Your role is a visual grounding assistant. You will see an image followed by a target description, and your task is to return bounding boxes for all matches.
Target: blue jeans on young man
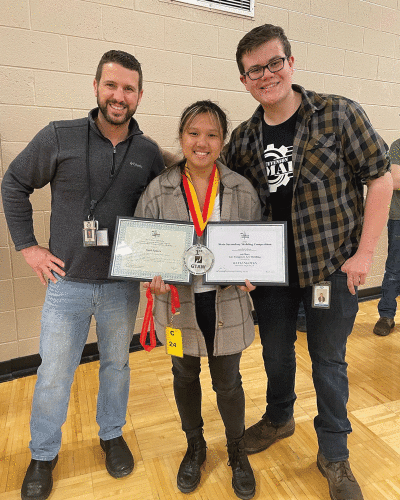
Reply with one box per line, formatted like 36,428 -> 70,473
29,277 -> 140,461
250,268 -> 358,462
378,219 -> 400,318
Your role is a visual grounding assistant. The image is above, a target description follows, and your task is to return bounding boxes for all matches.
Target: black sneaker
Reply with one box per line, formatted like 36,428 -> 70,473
373,317 -> 395,336
317,450 -> 363,500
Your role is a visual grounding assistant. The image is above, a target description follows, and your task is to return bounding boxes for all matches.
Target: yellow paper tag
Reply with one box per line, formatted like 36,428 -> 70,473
165,327 -> 183,358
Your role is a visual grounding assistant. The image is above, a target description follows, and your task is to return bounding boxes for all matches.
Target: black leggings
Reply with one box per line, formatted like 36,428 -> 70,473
172,291 -> 245,442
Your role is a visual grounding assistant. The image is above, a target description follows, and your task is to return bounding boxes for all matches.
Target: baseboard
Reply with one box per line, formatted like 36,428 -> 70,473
0,287 -> 381,383
0,333 -> 161,383
358,286 -> 381,302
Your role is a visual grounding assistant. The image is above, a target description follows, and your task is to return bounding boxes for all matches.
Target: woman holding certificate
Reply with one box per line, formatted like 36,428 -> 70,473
135,101 -> 261,500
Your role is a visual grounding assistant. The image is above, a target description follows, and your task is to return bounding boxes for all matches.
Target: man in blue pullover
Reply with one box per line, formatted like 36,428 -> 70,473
2,50 -> 165,500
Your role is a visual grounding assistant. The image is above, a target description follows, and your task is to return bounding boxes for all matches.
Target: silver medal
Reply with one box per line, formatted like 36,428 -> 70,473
184,244 -> 214,275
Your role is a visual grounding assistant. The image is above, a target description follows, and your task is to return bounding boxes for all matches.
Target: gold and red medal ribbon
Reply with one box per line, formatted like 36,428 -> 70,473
140,285 -> 180,352
182,163 -> 219,237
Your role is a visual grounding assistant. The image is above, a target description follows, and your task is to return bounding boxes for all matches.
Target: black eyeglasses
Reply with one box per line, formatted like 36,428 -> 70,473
243,57 -> 288,81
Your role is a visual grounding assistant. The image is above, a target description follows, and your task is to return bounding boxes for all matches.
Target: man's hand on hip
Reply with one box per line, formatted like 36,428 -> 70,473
21,245 -> 65,285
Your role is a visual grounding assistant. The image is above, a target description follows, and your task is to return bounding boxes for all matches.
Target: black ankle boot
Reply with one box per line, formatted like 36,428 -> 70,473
227,438 -> 256,500
177,431 -> 207,493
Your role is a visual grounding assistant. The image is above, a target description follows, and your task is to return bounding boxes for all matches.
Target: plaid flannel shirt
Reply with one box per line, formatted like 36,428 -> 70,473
223,84 -> 390,287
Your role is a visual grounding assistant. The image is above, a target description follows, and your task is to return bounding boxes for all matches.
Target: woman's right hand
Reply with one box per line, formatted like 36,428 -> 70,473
237,279 -> 256,293
143,275 -> 171,295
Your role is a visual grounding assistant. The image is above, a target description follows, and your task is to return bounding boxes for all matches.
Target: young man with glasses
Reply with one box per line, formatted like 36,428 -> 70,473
223,24 -> 392,500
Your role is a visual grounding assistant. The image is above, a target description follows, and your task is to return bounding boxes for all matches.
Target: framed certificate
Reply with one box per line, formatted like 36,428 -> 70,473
109,217 -> 196,284
203,221 -> 288,286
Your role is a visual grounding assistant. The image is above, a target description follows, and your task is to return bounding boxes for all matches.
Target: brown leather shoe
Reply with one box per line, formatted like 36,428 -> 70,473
373,317 -> 395,336
317,450 -> 364,500
244,415 -> 295,454
21,456 -> 58,500
100,436 -> 134,478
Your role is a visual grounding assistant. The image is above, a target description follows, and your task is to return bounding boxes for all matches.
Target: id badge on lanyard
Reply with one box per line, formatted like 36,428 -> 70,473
83,121 -> 130,248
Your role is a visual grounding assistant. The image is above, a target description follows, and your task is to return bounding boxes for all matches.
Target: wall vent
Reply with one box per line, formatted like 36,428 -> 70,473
174,0 -> 254,17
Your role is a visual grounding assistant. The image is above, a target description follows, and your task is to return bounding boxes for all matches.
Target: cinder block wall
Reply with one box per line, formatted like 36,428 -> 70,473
1,0 -> 400,362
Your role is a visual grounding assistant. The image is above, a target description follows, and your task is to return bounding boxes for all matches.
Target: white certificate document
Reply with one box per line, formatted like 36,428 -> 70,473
109,217 -> 196,284
204,222 -> 288,286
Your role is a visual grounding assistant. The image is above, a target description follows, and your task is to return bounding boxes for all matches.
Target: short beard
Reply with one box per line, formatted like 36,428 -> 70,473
97,98 -> 137,126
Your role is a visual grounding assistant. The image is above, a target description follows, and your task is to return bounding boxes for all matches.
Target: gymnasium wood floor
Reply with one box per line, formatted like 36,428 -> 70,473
1,298 -> 400,500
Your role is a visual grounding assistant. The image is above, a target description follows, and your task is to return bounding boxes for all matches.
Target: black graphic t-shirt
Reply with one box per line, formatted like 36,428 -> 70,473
262,110 -> 298,282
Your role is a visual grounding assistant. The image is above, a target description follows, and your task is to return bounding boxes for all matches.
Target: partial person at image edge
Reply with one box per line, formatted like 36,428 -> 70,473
373,138 -> 400,336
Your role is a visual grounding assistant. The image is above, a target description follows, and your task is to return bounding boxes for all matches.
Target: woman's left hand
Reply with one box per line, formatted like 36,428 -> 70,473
143,275 -> 171,295
237,279 -> 256,292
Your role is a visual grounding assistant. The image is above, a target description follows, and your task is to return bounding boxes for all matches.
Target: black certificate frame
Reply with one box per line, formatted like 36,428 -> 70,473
108,216 -> 196,285
203,221 -> 288,286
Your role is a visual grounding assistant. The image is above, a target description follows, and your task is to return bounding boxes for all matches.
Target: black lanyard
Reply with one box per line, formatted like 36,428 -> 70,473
85,121 -> 132,220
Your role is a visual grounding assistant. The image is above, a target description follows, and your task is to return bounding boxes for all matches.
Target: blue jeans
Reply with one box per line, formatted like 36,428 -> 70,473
378,219 -> 400,318
29,277 -> 140,460
251,269 -> 358,462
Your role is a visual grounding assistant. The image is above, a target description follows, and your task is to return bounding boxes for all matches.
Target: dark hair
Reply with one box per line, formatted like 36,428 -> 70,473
178,100 -> 228,142
236,24 -> 292,75
95,50 -> 143,91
